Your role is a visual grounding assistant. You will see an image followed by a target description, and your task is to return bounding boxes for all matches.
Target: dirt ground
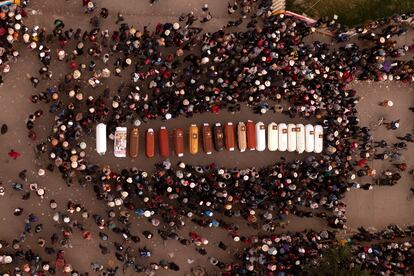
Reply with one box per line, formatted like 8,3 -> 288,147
0,0 -> 413,275
344,81 -> 414,230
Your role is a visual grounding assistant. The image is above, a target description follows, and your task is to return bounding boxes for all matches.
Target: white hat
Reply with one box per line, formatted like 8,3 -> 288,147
201,57 -> 209,64
58,50 -> 65,58
79,142 -> 87,149
23,33 -> 30,43
4,256 -> 12,264
133,119 -> 141,126
102,68 -> 111,78
133,40 -> 140,48
164,30 -> 170,36
73,70 -> 81,79
268,247 -> 277,255
144,210 -> 151,217
37,188 -> 45,196
50,201 -> 58,209
173,22 -> 180,30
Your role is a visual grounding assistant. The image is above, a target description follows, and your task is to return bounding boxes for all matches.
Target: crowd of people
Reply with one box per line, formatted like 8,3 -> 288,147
221,224 -> 414,274
0,0 -> 413,274
0,1 -> 28,86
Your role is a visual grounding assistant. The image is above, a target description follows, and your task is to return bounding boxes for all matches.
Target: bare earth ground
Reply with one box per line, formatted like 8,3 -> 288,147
0,0 -> 413,275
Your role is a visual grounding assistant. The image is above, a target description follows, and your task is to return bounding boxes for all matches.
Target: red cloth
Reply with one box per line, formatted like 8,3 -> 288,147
211,105 -> 220,113
357,159 -> 367,167
82,231 -> 92,240
69,61 -> 77,70
8,150 -> 21,160
351,141 -> 359,150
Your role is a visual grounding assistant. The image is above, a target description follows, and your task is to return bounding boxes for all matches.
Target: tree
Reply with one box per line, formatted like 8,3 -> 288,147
306,245 -> 371,276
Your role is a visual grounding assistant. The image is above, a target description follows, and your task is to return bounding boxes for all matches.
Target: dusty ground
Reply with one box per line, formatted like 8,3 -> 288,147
0,0 -> 413,275
344,81 -> 414,230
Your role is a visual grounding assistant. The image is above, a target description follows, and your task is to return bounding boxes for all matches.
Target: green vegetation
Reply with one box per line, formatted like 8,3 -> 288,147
305,245 -> 371,276
286,0 -> 414,26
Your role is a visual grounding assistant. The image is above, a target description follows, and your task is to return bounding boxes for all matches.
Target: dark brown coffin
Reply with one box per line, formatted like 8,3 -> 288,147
213,123 -> 224,152
202,123 -> 213,154
224,122 -> 235,151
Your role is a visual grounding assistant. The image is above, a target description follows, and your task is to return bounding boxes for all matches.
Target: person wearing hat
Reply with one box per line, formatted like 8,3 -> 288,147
85,1 -> 95,13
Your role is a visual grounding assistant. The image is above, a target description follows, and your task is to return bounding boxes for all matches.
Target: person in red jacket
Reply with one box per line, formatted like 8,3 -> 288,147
8,149 -> 21,160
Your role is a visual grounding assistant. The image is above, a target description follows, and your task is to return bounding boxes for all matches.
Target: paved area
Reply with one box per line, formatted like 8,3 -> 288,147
0,0 -> 413,274
344,81 -> 414,229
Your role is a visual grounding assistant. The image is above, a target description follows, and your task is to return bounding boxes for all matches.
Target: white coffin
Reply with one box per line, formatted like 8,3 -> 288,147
278,123 -> 288,152
267,122 -> 278,151
96,123 -> 107,156
305,124 -> 315,153
287,123 -> 297,152
314,125 -> 323,153
296,124 -> 305,154
255,122 -> 266,151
